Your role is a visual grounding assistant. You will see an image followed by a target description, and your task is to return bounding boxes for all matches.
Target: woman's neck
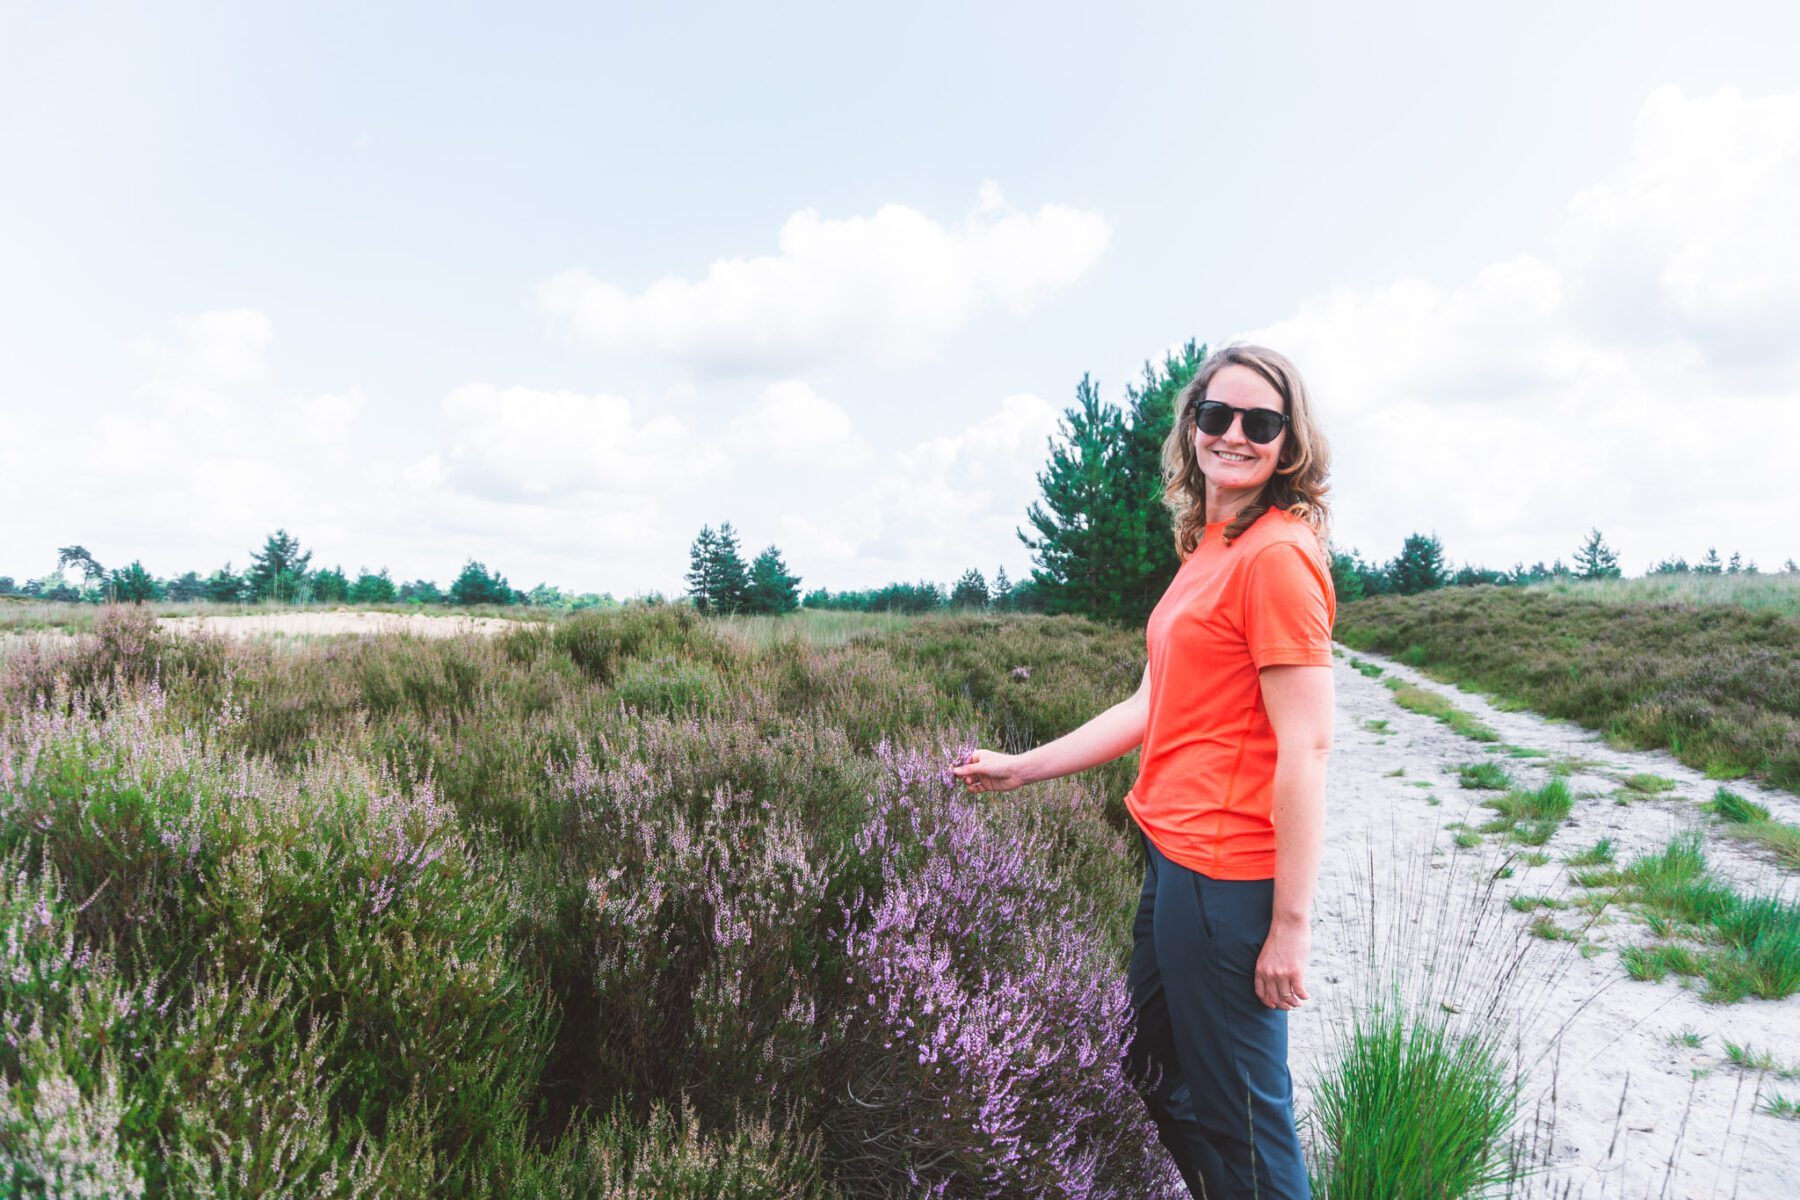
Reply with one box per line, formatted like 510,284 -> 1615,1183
1205,483 -> 1264,526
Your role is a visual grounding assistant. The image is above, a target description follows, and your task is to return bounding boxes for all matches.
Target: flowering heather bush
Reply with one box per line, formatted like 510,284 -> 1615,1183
1,605 -> 1169,1196
825,743 -> 1181,1199
552,740 -> 835,1125
0,684 -> 554,1194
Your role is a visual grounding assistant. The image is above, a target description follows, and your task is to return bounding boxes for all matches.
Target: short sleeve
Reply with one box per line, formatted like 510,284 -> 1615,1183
1243,540 -> 1336,669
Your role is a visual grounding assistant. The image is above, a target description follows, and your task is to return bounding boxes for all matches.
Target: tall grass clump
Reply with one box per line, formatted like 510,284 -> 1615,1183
1309,1002 -> 1515,1199
1305,847 -> 1548,1197
1337,586 -> 1800,792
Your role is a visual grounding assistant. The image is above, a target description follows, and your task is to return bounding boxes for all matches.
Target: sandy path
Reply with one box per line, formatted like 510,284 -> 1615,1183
1297,645 -> 1799,1197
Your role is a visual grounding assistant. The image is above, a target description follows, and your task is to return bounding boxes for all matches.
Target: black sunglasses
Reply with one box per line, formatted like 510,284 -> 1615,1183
1193,400 -> 1290,445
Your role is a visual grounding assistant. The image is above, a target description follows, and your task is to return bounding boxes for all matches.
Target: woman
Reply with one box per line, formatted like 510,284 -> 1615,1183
952,344 -> 1334,1199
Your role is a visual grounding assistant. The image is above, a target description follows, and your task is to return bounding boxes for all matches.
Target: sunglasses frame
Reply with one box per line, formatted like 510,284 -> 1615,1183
1191,399 -> 1291,445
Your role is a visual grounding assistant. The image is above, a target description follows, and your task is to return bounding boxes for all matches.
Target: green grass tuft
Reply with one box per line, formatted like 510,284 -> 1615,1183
1528,915 -> 1579,942
1385,682 -> 1500,743
1566,839 -> 1615,867
1703,786 -> 1800,868
1706,787 -> 1770,824
1763,1092 -> 1800,1119
1609,834 -> 1800,1002
1458,762 -> 1512,790
1481,778 -> 1574,846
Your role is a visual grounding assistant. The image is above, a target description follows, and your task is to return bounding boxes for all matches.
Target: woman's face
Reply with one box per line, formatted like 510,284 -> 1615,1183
1192,364 -> 1287,494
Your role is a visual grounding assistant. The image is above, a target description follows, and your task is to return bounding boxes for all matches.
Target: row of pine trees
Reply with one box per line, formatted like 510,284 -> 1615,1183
0,533 -> 606,609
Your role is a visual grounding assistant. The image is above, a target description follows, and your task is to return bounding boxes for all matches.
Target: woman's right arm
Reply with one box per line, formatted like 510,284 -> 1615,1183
951,666 -> 1150,794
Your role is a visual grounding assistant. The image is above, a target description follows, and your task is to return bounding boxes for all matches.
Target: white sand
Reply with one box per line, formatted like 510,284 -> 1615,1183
1300,646 -> 1800,1197
154,610 -> 523,640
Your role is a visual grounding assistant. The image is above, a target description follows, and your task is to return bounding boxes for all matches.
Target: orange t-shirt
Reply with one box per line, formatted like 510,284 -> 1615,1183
1125,507 -> 1336,880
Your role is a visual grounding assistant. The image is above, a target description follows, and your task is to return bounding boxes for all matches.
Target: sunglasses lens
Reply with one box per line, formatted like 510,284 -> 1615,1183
1243,410 -> 1284,443
1195,402 -> 1233,436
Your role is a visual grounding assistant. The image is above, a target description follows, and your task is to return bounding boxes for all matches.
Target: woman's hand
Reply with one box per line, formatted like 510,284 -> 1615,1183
951,748 -> 1029,796
1254,916 -> 1311,1011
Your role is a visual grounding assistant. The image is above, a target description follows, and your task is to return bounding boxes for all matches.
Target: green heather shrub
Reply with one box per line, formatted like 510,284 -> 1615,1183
1337,587 -> 1800,792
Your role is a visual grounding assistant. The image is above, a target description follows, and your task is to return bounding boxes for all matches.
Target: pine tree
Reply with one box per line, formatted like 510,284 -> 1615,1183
56,546 -> 106,586
950,568 -> 990,609
1785,558 -> 1798,575
164,571 -> 206,601
110,561 -> 160,604
1329,550 -> 1366,602
1727,551 -> 1744,574
247,530 -> 312,602
1386,533 -> 1449,595
746,545 -> 801,615
450,560 -> 514,606
312,565 -> 351,603
1019,346 -> 1205,627
711,523 -> 752,615
685,525 -> 723,612
1697,547 -> 1724,575
1573,528 -> 1622,580
991,565 -> 1012,612
203,563 -> 244,603
349,568 -> 397,604
1019,375 -> 1138,622
1118,340 -> 1206,620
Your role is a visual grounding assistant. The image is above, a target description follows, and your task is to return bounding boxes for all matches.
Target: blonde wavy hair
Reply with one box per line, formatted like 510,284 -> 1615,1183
1161,343 -> 1331,559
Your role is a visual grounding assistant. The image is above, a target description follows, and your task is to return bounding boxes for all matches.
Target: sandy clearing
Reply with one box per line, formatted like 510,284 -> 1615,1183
153,610 -> 524,640
1299,645 -> 1799,1197
0,612 -> 526,650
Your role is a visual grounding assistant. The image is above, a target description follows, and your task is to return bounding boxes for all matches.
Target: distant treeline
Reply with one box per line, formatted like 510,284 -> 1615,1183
683,520 -> 1041,616
1,532 -> 622,610
1328,529 -> 1798,603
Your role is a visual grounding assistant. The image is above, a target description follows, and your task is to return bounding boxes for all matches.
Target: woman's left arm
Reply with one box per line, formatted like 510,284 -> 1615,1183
1254,663 -> 1335,1011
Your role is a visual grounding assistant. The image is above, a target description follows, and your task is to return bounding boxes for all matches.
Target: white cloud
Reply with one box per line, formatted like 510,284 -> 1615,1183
536,184 -> 1110,373
128,309 -> 274,415
721,379 -> 869,468
436,383 -> 712,502
1246,86 -> 1800,572
784,392 -> 1062,587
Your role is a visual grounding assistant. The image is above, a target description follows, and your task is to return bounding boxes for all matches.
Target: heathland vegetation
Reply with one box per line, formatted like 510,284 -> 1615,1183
1335,581 -> 1800,793
0,604 -> 1580,1196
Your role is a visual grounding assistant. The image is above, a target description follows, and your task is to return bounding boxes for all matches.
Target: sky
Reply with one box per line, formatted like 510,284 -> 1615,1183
4,0 -> 1799,596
